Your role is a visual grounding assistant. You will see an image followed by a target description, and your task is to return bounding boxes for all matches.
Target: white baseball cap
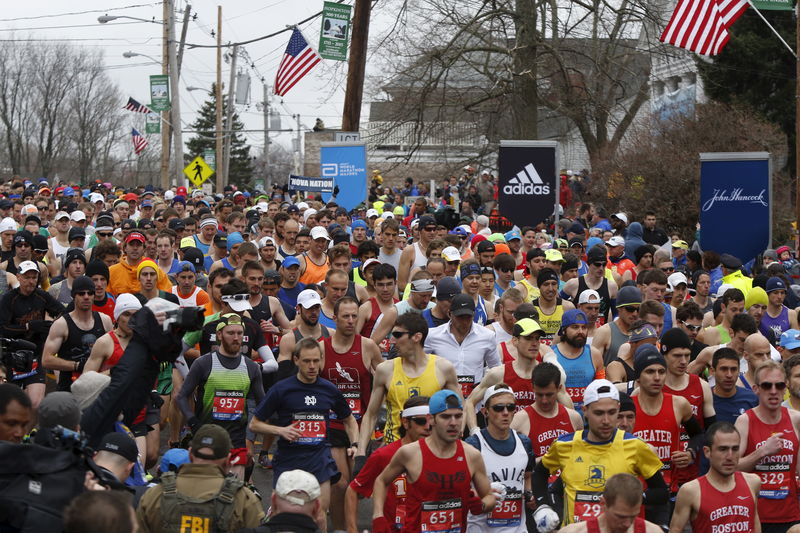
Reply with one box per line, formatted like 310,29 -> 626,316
366,208 -> 379,218
668,272 -> 688,291
89,192 -> 105,204
17,261 -> 38,275
221,293 -> 252,312
54,211 -> 70,221
441,246 -> 461,262
715,283 -> 734,298
297,289 -> 322,309
310,226 -> 330,241
21,204 -> 38,216
583,379 -> 620,406
0,217 -> 17,234
612,212 -> 628,225
255,202 -> 270,212
606,236 -> 625,247
303,208 -> 318,222
483,385 -> 516,406
114,293 -> 142,321
258,236 -> 276,249
275,469 -> 321,505
70,211 -> 86,222
578,289 -> 601,305
164,190 -> 175,201
296,201 -> 310,211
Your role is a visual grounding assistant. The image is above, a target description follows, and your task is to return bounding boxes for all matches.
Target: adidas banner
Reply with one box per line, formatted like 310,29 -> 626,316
498,141 -> 559,227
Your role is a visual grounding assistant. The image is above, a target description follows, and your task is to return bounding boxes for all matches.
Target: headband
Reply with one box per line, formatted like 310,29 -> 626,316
402,405 -> 430,418
199,218 -> 218,229
410,279 -> 435,293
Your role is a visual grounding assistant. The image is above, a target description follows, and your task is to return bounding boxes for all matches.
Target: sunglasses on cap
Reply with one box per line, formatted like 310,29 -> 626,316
222,293 -> 249,301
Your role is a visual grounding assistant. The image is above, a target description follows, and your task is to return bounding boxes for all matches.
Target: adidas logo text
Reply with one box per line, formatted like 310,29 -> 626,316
504,163 -> 551,195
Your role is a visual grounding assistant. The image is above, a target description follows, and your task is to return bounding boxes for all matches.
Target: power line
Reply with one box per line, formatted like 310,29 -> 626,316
0,3 -> 163,23
0,21 -> 147,32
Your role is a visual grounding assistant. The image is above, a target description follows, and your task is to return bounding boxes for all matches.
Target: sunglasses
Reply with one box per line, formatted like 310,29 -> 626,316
14,242 -> 30,247
74,290 -> 93,297
410,417 -> 429,426
422,226 -> 437,232
758,381 -> 786,391
661,267 -> 675,273
223,293 -> 249,301
592,262 -> 605,267
390,331 -> 411,339
489,403 -> 516,413
97,232 -> 113,238
498,267 -> 513,273
681,321 -> 702,332
622,306 -> 640,313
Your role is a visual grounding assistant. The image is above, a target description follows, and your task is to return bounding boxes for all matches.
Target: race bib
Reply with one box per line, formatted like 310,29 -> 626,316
343,391 -> 361,418
573,490 -> 602,523
420,498 -> 462,533
212,390 -> 245,421
293,412 -> 326,445
487,492 -> 522,527
757,461 -> 791,499
457,375 -> 475,398
393,475 -> 407,528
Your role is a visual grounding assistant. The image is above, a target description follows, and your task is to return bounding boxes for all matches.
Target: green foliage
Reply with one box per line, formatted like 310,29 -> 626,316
185,83 -> 252,186
695,10 -> 795,167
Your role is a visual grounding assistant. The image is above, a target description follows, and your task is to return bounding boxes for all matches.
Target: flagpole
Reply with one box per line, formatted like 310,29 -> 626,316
746,0 -> 797,57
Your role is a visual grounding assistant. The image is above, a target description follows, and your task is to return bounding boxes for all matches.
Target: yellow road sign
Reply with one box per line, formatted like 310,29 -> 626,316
184,156 -> 214,187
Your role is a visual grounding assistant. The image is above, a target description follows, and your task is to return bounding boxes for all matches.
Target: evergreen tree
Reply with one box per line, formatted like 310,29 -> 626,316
185,83 -> 252,187
695,10 -> 795,167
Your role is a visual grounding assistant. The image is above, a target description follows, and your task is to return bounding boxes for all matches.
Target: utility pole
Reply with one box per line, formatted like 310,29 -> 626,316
215,6 -> 223,194
341,0 -> 371,131
222,44 -> 238,187
295,114 -> 302,175
177,4 -> 191,73
263,82 -> 270,190
160,0 -> 170,189
167,0 -> 183,186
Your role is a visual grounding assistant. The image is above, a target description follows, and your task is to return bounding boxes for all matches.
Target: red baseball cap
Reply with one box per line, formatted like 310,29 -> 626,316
176,186 -> 187,196
125,231 -> 145,244
124,192 -> 139,202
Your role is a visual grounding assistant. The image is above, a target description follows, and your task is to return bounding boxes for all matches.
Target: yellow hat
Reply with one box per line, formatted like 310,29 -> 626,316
745,286 -> 768,309
136,259 -> 159,277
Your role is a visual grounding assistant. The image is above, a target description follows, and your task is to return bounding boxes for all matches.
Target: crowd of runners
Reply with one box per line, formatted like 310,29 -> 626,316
0,170 -> 798,533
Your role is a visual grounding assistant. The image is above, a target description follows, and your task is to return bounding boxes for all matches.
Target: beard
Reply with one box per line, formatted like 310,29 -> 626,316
564,333 -> 587,349
301,314 -> 319,327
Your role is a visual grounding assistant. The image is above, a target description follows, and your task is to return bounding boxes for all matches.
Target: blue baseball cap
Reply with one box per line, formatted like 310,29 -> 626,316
62,188 -> 75,197
282,256 -> 301,268
227,232 -> 244,251
160,448 -> 190,473
460,262 -> 481,280
449,227 -> 467,237
780,329 -> 800,350
766,277 -> 787,293
559,309 -> 588,334
429,390 -> 463,415
176,260 -> 195,274
504,230 -> 521,242
352,219 -> 367,230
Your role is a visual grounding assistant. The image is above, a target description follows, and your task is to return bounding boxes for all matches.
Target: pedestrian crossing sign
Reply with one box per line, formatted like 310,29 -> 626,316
184,156 -> 214,187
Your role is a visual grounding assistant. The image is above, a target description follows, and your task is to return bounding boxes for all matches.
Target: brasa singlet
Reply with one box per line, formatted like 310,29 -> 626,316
384,354 -> 441,443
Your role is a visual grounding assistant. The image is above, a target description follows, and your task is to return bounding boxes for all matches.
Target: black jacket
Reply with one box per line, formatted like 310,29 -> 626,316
238,512 -> 322,533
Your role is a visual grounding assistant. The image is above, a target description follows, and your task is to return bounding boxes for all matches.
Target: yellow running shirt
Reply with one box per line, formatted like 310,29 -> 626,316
384,353 -> 442,443
541,429 -> 662,526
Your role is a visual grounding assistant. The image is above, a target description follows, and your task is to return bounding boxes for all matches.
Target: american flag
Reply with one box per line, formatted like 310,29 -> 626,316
274,28 -> 321,96
131,128 -> 148,155
660,0 -> 748,56
124,97 -> 153,114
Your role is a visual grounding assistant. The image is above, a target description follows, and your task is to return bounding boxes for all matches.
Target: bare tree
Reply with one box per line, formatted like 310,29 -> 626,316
369,0 -> 661,168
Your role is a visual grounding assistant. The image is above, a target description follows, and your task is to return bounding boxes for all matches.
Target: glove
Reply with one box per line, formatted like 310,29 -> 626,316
353,455 -> 367,478
372,516 -> 391,533
333,185 -> 340,196
490,481 -> 507,502
187,416 -> 201,434
28,320 -> 52,334
467,493 -> 485,515
532,504 -> 560,533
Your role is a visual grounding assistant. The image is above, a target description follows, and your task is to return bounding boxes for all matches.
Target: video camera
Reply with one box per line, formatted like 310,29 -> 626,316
48,425 -> 123,490
0,337 -> 36,378
162,306 -> 205,332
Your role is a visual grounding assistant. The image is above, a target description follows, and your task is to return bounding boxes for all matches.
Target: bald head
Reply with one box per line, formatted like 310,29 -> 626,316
744,333 -> 771,353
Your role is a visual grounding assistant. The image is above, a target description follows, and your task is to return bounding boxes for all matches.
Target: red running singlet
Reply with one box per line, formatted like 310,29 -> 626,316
586,515 -> 646,533
402,439 -> 473,533
100,330 -> 125,372
322,335 -> 371,430
663,374 -> 706,487
525,403 -> 572,458
691,472 -> 756,533
502,362 -> 535,410
500,342 -> 514,364
633,394 -> 682,491
745,407 -> 800,524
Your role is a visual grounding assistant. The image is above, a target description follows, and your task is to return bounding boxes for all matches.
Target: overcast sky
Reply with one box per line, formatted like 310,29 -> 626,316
2,1 -> 384,152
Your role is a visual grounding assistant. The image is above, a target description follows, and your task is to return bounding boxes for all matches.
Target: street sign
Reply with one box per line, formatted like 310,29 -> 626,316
203,148 -> 216,170
335,131 -> 361,142
149,75 -> 170,112
319,2 -> 352,61
751,0 -> 793,9
145,112 -> 160,134
184,156 -> 214,187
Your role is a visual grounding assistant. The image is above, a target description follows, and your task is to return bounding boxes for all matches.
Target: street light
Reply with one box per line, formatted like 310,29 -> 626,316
122,51 -> 160,63
98,14 -> 161,24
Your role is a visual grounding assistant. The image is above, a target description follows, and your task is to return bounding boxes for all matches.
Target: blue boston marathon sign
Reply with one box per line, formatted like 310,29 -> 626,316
699,152 -> 771,265
319,142 -> 367,210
